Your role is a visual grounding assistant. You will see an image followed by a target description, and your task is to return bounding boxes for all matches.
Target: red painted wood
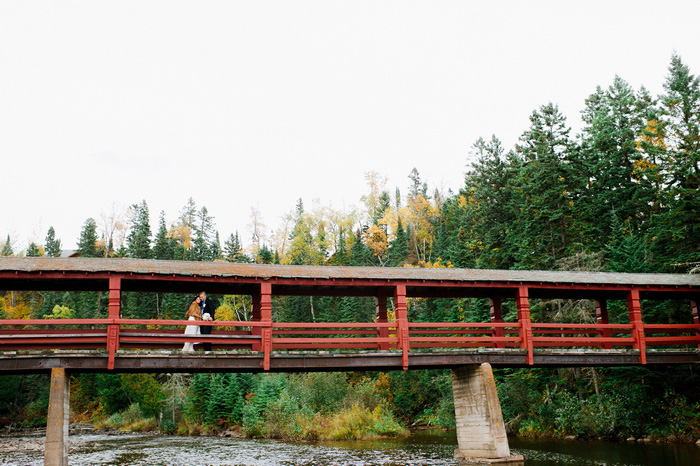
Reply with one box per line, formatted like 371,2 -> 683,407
692,299 -> 700,349
627,289 -> 647,364
595,299 -> 613,349
490,297 -> 506,348
395,284 -> 409,369
259,282 -> 272,370
3,265 -> 700,368
107,276 -> 121,370
375,294 -> 390,350
516,286 -> 534,365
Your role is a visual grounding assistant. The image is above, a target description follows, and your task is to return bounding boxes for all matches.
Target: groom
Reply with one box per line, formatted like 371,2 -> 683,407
199,291 -> 216,351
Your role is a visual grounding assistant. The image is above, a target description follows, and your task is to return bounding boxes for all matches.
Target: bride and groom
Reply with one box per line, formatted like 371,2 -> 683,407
182,291 -> 215,352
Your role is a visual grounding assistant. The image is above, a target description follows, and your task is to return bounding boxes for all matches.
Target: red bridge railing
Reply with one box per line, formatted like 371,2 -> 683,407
2,318 -> 699,370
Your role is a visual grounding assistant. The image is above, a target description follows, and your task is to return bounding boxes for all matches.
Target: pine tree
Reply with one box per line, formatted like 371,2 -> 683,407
77,219 -> 99,257
580,76 -> 658,240
331,228 -> 349,265
192,206 -> 215,261
26,242 -> 42,257
349,229 -> 372,266
1,235 -> 13,256
153,212 -> 175,260
513,103 -> 577,268
126,201 -> 152,259
257,245 -> 273,264
387,219 -> 410,266
44,227 -> 62,257
653,54 -> 700,264
210,231 -> 223,260
224,232 -> 249,263
225,374 -> 245,423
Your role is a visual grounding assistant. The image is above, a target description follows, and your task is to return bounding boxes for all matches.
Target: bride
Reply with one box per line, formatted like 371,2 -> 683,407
182,295 -> 202,352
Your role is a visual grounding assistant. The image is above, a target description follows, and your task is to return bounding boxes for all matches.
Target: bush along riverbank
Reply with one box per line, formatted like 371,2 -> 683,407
3,365 -> 700,444
84,372 -> 410,441
497,366 -> 700,443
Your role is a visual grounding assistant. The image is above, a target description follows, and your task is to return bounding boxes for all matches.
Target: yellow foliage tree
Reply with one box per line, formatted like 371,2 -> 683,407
1,292 -> 33,320
362,224 -> 388,265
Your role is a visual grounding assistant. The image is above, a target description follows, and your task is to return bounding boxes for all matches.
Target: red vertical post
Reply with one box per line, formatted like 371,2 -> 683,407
489,297 -> 505,349
375,293 -> 390,351
595,299 -> 612,350
691,298 -> 699,349
516,286 -> 533,365
259,282 -> 273,371
627,289 -> 646,364
250,291 -> 262,352
107,276 -> 121,370
394,283 -> 409,370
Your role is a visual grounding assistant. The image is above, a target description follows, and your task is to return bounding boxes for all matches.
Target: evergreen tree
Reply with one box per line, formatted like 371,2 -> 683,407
1,235 -> 13,256
408,167 -> 428,199
44,227 -> 62,257
192,206 -> 215,261
26,242 -> 41,257
126,201 -> 152,259
653,54 -> 700,264
387,219 -> 410,266
349,229 -> 372,266
513,103 -> 578,268
330,228 -> 349,265
210,231 -> 223,260
224,232 -> 249,263
580,76 -> 658,240
76,218 -> 99,257
257,245 -> 273,264
153,212 -> 175,260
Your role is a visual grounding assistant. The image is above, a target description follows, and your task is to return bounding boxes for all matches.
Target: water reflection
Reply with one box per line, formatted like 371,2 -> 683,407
2,431 -> 699,466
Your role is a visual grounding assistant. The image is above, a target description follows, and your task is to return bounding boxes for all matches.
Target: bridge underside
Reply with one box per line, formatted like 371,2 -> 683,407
1,349 -> 697,374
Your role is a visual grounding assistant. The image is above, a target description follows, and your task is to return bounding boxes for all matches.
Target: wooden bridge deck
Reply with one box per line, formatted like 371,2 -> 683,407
1,348 -> 698,374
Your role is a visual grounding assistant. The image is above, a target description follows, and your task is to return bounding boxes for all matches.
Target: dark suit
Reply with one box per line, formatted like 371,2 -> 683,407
200,298 -> 217,351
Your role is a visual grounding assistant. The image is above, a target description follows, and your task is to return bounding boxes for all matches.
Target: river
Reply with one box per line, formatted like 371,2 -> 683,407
2,431 -> 699,465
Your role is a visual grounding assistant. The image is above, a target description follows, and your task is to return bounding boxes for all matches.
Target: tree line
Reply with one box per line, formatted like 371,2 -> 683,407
0,54 -> 698,440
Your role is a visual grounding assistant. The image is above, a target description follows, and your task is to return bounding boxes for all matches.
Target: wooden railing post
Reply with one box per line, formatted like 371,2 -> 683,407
107,276 -> 121,370
516,286 -> 533,365
259,282 -> 273,371
489,297 -> 505,349
691,298 -> 699,349
375,292 -> 390,350
251,291 -> 262,352
627,289 -> 646,364
595,299 -> 612,350
394,283 -> 409,370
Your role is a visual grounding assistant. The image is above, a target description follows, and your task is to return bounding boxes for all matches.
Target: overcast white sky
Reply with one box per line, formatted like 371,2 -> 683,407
1,1 -> 699,252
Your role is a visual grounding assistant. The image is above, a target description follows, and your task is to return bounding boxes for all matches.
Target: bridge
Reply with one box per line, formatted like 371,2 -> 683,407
2,257 -> 699,465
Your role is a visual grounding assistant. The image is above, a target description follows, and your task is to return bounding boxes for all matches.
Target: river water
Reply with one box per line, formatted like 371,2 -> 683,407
2,431 -> 699,465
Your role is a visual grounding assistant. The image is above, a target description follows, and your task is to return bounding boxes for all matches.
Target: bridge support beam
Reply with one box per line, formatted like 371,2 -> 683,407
452,364 -> 523,464
489,297 -> 505,349
394,284 -> 409,370
375,293 -> 390,351
253,282 -> 273,370
107,276 -> 121,370
44,367 -> 69,466
516,287 -> 533,365
627,289 -> 647,364
692,298 -> 699,349
595,299 -> 612,350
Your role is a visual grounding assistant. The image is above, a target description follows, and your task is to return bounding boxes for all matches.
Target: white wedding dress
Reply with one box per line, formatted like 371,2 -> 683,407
182,316 -> 200,352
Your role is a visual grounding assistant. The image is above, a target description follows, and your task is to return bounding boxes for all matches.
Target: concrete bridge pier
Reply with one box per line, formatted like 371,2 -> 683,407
45,367 -> 70,466
451,364 -> 523,464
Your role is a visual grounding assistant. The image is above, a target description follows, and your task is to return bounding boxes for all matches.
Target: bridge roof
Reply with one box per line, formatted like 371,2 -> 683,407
1,257 -> 699,293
